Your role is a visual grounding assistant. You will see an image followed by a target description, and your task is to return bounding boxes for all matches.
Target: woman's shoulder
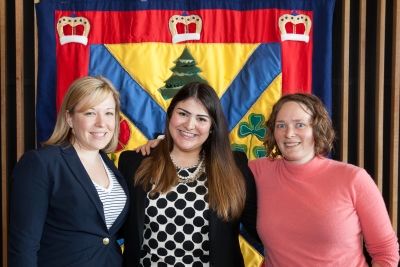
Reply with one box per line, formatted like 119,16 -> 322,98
232,150 -> 249,164
13,145 -> 69,177
323,157 -> 367,175
248,157 -> 281,178
248,156 -> 278,168
117,150 -> 146,178
119,150 -> 145,164
20,144 -> 66,161
315,158 -> 374,190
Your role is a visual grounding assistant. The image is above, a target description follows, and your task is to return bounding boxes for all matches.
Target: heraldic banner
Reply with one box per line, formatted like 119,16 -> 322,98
35,1 -> 335,265
35,0 -> 335,162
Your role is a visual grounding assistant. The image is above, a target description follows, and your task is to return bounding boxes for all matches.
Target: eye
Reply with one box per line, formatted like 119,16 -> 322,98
197,117 -> 209,122
275,123 -> 286,129
295,122 -> 306,128
84,111 -> 96,116
106,111 -> 115,116
178,111 -> 188,117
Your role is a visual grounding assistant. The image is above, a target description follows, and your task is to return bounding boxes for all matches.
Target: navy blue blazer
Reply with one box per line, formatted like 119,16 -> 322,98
118,151 -> 258,267
9,145 -> 129,267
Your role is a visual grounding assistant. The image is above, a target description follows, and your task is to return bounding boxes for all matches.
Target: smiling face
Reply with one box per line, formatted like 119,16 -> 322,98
274,101 -> 315,164
169,97 -> 212,156
66,93 -> 116,152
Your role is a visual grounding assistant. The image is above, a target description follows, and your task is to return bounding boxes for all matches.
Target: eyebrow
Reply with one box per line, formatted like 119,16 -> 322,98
177,107 -> 210,118
85,107 -> 115,110
275,119 -> 307,123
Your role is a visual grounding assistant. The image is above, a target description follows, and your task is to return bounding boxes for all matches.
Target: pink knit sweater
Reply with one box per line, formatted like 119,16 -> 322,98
249,156 -> 399,267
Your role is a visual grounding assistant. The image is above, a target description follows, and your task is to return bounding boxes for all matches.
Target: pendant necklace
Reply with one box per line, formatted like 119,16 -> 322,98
170,153 -> 205,183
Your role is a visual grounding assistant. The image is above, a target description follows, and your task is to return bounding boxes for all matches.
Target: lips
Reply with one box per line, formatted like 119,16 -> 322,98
90,132 -> 107,137
178,129 -> 197,138
284,141 -> 300,147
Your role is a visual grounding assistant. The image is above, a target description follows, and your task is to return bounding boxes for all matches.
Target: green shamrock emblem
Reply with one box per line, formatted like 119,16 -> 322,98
253,146 -> 267,158
231,143 -> 248,154
238,113 -> 266,141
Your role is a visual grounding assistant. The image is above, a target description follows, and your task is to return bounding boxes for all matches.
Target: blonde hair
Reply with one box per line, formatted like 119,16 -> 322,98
44,76 -> 121,153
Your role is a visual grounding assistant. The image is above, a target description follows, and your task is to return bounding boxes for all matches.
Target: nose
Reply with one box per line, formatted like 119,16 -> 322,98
185,115 -> 196,130
285,125 -> 295,138
95,114 -> 105,126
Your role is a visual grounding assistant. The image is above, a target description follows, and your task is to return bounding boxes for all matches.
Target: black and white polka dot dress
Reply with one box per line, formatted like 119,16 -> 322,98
139,167 -> 210,267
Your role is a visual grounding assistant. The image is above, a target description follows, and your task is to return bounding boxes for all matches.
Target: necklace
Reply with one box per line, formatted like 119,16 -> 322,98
170,154 -> 205,183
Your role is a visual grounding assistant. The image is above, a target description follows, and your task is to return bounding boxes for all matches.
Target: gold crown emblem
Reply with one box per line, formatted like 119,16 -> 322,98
169,13 -> 202,44
278,13 -> 312,43
57,16 -> 90,45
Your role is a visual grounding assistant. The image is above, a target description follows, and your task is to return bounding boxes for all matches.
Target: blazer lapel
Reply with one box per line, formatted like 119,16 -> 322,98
61,146 -> 106,224
101,152 -> 129,233
134,186 -> 147,245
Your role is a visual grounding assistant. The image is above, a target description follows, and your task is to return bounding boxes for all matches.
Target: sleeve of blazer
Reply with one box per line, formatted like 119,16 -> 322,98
118,151 -> 145,185
9,150 -> 50,267
118,150 -> 145,267
233,151 -> 260,242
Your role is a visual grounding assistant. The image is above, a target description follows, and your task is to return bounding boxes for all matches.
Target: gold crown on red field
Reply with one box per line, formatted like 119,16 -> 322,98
57,16 -> 91,45
278,12 -> 312,43
169,12 -> 202,44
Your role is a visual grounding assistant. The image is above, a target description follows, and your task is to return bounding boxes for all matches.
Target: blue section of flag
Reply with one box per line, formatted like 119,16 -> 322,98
311,0 -> 336,115
52,0 -> 313,12
89,43 -> 281,137
36,0 -> 57,143
88,45 -> 166,139
221,43 -> 281,131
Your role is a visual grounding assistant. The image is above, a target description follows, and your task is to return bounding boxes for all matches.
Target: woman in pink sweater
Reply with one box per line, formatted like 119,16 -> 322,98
249,93 -> 399,267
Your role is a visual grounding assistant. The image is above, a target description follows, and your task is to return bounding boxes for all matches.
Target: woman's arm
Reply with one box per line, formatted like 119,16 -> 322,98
118,150 -> 145,182
355,169 -> 399,266
233,151 -> 260,242
118,150 -> 146,267
9,150 -> 50,267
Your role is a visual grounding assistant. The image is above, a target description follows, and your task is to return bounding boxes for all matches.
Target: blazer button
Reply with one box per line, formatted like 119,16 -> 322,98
102,237 -> 110,245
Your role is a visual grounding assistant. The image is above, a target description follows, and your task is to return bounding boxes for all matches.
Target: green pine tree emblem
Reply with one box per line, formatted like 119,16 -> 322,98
159,47 -> 207,100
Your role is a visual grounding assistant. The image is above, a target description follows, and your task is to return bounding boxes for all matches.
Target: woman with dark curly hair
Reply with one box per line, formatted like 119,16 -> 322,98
249,93 -> 399,266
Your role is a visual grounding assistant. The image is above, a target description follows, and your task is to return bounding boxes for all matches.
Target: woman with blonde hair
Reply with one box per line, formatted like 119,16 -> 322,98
9,76 -> 128,267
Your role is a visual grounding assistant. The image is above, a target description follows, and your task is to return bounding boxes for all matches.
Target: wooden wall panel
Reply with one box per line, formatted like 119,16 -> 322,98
0,0 -> 7,264
374,0 -> 386,191
1,0 -> 400,262
15,0 -> 25,159
334,0 -> 398,230
340,0 -> 350,163
389,0 -> 400,231
357,0 -> 366,168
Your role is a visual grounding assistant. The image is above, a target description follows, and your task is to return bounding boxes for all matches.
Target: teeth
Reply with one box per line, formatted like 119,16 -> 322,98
285,142 -> 300,147
91,132 -> 106,137
179,130 -> 196,138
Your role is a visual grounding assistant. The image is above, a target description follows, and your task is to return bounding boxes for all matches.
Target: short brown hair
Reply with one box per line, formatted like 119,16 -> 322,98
44,76 -> 121,153
264,93 -> 335,158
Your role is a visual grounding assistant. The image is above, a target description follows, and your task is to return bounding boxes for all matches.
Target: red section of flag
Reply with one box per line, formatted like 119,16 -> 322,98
55,43 -> 89,110
54,9 -> 313,109
55,9 -> 311,43
116,119 -> 131,152
281,41 -> 312,94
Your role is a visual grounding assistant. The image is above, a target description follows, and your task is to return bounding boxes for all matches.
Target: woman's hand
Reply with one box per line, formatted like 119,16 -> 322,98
135,135 -> 164,155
